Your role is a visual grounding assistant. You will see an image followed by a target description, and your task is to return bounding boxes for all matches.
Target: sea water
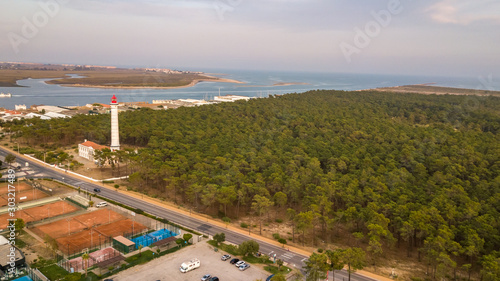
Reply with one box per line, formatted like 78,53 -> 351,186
0,69 -> 498,109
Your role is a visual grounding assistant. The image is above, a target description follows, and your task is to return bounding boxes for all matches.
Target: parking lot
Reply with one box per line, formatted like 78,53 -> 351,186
111,241 -> 271,281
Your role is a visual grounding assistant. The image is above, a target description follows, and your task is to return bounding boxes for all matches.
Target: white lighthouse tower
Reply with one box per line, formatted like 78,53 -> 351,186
110,95 -> 120,151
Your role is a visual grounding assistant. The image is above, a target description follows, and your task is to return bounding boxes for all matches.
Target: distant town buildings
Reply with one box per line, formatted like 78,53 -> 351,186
0,105 -> 71,121
32,105 -> 68,113
24,112 -> 51,120
0,94 -> 255,122
85,103 -> 111,109
44,111 -> 69,118
214,95 -> 252,102
143,68 -> 202,74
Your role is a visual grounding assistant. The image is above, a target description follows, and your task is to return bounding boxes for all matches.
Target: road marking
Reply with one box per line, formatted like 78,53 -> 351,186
301,258 -> 308,262
268,251 -> 274,255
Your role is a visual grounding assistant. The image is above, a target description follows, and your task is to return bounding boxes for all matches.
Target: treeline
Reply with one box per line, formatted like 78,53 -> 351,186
6,90 -> 500,279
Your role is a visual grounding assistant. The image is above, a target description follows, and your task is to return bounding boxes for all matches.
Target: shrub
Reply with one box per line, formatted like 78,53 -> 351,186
272,233 -> 280,240
278,238 -> 287,246
275,218 -> 283,223
317,248 -> 324,253
240,222 -> 248,228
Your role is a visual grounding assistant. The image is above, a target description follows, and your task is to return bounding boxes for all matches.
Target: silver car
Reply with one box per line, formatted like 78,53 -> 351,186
235,261 -> 245,267
239,264 -> 250,271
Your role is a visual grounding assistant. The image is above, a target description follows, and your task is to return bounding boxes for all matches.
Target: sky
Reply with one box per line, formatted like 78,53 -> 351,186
1,0 -> 499,77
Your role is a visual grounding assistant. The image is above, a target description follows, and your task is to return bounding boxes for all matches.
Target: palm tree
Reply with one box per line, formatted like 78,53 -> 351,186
138,244 -> 144,257
82,253 -> 90,277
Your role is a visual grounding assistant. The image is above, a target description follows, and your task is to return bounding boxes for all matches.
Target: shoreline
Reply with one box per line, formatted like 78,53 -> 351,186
360,84 -> 500,96
238,82 -> 310,87
49,75 -> 245,90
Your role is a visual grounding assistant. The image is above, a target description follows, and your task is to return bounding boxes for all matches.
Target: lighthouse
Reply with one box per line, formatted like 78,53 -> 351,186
110,95 -> 120,151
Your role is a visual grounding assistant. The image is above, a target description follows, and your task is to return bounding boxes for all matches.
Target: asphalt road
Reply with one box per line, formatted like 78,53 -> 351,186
0,147 -> 378,281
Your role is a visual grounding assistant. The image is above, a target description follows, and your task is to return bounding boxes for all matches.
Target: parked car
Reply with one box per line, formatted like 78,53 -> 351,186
229,258 -> 239,264
239,264 -> 250,271
209,277 -> 219,281
235,261 -> 245,267
266,274 -> 275,281
93,188 -> 101,193
201,274 -> 211,281
96,202 -> 108,208
221,254 -> 231,261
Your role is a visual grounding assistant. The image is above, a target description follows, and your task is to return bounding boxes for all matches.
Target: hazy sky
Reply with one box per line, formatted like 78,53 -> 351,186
1,0 -> 499,76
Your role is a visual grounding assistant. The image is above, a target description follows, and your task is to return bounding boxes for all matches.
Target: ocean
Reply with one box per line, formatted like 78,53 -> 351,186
0,69 -> 498,109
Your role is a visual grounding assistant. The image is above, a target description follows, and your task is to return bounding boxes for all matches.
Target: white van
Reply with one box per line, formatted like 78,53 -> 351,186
96,202 -> 108,208
179,258 -> 200,273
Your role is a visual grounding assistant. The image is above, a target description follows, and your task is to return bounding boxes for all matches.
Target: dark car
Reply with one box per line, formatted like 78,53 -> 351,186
221,254 -> 231,261
209,277 -> 219,281
229,258 -> 239,264
94,188 -> 101,193
266,274 -> 275,281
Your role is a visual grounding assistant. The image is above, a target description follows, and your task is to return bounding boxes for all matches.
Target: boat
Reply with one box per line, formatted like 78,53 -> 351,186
0,92 -> 12,98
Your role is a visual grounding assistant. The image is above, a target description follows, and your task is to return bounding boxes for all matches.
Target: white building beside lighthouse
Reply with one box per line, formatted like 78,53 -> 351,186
110,95 -> 120,151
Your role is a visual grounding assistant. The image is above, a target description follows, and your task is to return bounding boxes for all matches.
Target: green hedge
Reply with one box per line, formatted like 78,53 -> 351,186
66,197 -> 88,209
264,265 -> 291,275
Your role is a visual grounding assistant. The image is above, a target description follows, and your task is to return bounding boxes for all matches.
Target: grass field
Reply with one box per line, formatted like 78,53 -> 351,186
0,67 -> 219,88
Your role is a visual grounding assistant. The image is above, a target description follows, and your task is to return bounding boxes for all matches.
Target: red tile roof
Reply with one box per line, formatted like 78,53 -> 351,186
80,141 -> 108,150
4,110 -> 23,115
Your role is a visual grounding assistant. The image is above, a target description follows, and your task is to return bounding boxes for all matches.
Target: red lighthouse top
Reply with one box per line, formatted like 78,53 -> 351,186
111,95 -> 118,104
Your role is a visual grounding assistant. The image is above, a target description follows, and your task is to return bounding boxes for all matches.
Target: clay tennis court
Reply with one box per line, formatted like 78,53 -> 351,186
0,201 -> 79,229
0,182 -> 48,207
32,209 -> 148,254
0,181 -> 32,194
